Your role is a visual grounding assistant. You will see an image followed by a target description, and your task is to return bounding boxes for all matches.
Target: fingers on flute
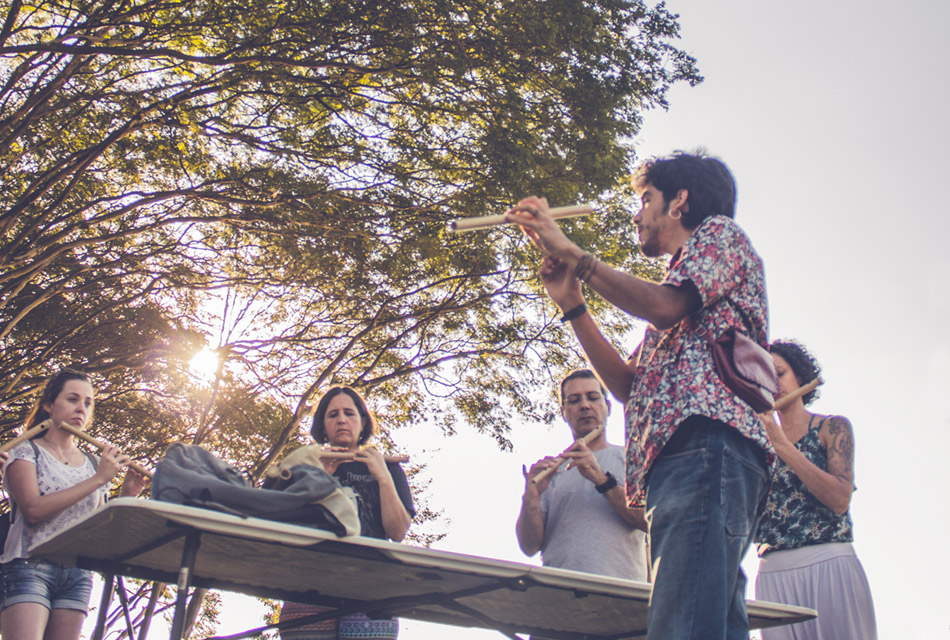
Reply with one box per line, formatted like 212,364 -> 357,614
101,445 -> 132,467
505,212 -> 536,235
516,195 -> 547,211
507,197 -> 546,222
526,462 -> 545,476
527,457 -> 557,475
572,438 -> 592,450
563,451 -> 594,468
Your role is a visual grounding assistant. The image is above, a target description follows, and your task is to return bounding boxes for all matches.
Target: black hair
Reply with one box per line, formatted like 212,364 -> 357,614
559,369 -> 609,412
770,340 -> 822,406
25,367 -> 94,428
634,150 -> 737,230
310,386 -> 376,446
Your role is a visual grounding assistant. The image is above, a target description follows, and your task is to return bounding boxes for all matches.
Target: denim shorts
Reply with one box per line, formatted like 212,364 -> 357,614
0,557 -> 93,612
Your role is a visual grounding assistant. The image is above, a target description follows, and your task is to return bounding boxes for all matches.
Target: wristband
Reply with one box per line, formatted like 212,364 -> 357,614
595,471 -> 618,494
559,302 -> 588,323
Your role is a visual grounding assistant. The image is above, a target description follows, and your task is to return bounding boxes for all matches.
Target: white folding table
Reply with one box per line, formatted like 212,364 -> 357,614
32,499 -> 815,640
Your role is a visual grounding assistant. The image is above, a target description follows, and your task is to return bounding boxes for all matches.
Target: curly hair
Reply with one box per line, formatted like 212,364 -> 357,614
25,367 -> 94,428
310,386 -> 376,446
633,150 -> 737,230
770,340 -> 822,406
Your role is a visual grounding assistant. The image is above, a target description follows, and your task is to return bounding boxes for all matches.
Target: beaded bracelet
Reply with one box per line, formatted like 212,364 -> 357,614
573,252 -> 598,282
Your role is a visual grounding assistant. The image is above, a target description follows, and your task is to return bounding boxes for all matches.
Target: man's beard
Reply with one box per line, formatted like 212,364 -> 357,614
638,225 -> 664,257
637,201 -> 671,257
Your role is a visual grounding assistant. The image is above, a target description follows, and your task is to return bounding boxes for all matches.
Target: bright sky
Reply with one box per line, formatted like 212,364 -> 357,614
139,1 -> 950,638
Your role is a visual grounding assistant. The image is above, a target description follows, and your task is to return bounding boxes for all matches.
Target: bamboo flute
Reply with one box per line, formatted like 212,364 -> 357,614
58,423 -> 153,479
771,378 -> 823,413
447,204 -> 594,232
0,419 -> 55,453
319,451 -> 409,463
276,450 -> 410,480
530,427 -> 603,485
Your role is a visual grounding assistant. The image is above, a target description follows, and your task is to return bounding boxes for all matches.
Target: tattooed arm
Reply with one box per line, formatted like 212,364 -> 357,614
817,416 -> 857,513
772,414 -> 856,515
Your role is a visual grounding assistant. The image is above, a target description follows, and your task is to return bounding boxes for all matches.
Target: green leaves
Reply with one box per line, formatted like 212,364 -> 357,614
0,2 -> 699,632
0,0 -> 694,499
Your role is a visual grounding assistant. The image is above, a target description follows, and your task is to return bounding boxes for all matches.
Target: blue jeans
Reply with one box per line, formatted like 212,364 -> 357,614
0,557 -> 93,612
645,416 -> 770,640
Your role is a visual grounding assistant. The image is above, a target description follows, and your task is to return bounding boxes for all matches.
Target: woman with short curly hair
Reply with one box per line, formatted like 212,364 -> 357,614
754,341 -> 877,639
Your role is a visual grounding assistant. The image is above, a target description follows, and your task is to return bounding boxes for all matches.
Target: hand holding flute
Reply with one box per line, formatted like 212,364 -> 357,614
772,378 -> 823,413
319,451 -> 409,463
57,423 -> 153,479
527,427 -> 604,487
758,379 -> 825,454
0,419 -> 151,483
448,204 -> 594,232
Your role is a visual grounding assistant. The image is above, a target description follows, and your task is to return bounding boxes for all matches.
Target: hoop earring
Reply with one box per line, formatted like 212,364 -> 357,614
670,208 -> 682,220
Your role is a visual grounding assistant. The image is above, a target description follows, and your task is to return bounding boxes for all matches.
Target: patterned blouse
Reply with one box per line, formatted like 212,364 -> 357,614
624,215 -> 773,507
0,441 -> 106,562
755,415 -> 854,556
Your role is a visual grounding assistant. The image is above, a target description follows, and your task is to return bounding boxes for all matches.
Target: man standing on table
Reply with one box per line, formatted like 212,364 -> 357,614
516,369 -> 648,581
507,151 -> 773,640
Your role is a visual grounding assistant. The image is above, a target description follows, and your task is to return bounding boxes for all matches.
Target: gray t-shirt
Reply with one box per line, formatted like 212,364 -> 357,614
539,445 -> 647,581
1,441 -> 106,563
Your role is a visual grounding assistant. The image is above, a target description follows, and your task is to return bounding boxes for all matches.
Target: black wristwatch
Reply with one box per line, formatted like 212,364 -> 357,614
595,471 -> 618,494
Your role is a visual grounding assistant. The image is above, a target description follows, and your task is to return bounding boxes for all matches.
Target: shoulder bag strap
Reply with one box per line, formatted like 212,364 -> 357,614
8,439 -> 42,524
82,449 -> 98,469
692,294 -> 754,340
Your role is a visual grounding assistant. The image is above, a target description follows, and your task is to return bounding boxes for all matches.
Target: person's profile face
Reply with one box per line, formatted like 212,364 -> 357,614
771,354 -> 801,398
633,184 -> 673,257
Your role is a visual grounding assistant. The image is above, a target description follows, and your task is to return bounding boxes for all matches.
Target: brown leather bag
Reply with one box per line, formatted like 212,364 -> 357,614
706,327 -> 779,413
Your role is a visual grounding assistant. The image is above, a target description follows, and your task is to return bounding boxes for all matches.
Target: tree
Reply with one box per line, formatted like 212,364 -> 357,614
0,0 -> 698,635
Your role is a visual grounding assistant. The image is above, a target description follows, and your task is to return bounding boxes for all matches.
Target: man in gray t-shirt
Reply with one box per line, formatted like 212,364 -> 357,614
516,369 -> 648,581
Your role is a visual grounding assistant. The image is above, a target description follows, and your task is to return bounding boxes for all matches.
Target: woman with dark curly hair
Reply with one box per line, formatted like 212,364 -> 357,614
754,341 -> 877,639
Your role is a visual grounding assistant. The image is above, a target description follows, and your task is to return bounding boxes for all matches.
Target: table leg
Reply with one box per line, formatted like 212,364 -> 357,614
91,571 -> 115,640
169,529 -> 201,640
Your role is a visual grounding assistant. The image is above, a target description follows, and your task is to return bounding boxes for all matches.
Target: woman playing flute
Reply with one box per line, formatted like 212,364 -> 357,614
1,368 -> 146,640
280,386 -> 415,640
754,341 -> 877,639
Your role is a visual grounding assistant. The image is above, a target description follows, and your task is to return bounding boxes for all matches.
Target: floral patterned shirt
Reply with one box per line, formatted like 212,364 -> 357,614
755,415 -> 854,556
624,215 -> 773,507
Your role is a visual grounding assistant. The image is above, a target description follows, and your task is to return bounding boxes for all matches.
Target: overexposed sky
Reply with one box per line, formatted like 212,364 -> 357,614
190,1 -> 950,638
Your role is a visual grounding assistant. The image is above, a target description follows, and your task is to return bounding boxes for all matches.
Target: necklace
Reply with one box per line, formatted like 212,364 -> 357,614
40,438 -> 75,465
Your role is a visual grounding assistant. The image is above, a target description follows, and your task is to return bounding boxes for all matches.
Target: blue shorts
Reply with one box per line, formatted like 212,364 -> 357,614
1,557 -> 93,612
